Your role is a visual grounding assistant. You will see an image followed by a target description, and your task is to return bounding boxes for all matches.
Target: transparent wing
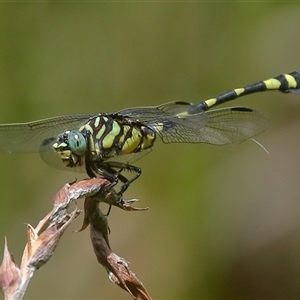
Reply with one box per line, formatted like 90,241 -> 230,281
117,101 -> 195,119
0,104 -> 270,174
0,114 -> 91,153
106,148 -> 153,165
118,101 -> 210,130
148,107 -> 270,145
0,101 -> 197,153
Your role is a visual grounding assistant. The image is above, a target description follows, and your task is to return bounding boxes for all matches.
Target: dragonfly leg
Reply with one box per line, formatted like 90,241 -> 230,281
86,159 -> 142,194
117,164 -> 142,194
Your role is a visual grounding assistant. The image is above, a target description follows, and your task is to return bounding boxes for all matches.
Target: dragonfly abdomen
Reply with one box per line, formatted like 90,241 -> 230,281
195,71 -> 300,111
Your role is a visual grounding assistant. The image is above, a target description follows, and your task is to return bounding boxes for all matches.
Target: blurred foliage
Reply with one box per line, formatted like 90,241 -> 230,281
1,2 -> 300,299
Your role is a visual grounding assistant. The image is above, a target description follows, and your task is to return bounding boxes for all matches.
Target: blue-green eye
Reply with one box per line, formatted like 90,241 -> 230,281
68,130 -> 87,155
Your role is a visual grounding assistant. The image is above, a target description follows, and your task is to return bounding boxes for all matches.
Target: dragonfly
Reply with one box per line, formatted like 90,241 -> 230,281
0,71 -> 299,193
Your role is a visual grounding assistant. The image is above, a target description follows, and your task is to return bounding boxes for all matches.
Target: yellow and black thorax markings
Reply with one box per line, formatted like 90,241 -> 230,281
197,71 -> 300,110
79,114 -> 156,159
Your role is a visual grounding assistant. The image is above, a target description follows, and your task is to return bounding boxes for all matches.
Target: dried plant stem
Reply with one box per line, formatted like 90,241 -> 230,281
0,178 -> 151,300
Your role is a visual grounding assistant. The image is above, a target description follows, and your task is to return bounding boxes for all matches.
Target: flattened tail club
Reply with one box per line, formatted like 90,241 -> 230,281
191,71 -> 300,113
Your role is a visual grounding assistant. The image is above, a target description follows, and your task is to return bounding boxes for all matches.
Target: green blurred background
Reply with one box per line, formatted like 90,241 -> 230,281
1,2 -> 300,299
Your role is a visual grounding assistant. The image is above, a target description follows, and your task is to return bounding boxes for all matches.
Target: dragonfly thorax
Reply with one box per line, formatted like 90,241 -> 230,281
52,130 -> 87,168
79,115 -> 157,159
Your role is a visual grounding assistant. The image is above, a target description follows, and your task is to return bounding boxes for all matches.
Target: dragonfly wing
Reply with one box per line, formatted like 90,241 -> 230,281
199,107 -> 270,145
0,114 -> 91,153
105,148 -> 153,165
117,101 -> 195,119
152,107 -> 269,145
39,146 -> 88,173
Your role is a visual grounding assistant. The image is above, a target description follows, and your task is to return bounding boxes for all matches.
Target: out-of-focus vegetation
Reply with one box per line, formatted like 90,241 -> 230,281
1,3 -> 300,299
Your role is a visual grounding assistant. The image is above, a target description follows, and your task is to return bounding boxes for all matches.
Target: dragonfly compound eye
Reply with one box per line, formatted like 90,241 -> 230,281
68,130 -> 87,156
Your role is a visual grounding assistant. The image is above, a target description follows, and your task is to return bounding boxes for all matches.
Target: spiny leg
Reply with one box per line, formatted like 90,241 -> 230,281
102,161 -> 142,194
85,160 -> 142,215
100,164 -> 141,216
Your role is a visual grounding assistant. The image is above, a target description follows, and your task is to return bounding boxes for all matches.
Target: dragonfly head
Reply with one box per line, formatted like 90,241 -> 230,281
52,130 -> 87,168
